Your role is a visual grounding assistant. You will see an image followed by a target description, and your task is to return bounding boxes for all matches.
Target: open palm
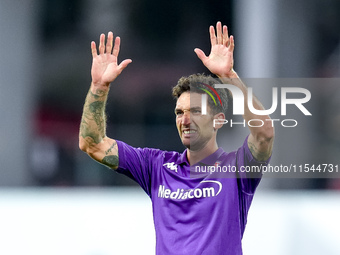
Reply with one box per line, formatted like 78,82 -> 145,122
194,22 -> 235,78
91,32 -> 132,86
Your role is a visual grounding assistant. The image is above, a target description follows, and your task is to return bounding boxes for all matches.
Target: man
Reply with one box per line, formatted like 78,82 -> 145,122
79,22 -> 274,255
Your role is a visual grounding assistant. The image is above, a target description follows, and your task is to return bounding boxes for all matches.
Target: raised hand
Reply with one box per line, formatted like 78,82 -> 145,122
91,32 -> 132,87
194,22 -> 235,78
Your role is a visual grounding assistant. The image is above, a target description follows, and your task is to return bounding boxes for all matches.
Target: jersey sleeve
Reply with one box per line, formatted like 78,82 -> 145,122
236,135 -> 271,194
115,140 -> 161,197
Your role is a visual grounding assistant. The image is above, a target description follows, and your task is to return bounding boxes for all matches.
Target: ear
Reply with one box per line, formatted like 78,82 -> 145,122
213,112 -> 226,131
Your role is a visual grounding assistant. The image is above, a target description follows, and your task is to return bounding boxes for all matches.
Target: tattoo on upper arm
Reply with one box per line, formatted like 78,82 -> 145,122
248,140 -> 270,162
102,141 -> 119,168
102,155 -> 119,168
105,141 -> 116,155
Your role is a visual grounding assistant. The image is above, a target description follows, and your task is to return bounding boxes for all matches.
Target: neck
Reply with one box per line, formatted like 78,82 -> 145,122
186,140 -> 219,165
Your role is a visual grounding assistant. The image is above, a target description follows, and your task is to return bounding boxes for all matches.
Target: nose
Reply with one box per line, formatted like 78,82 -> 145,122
181,110 -> 191,125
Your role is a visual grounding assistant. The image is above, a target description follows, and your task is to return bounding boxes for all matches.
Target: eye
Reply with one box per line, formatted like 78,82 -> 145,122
192,109 -> 201,115
175,110 -> 183,117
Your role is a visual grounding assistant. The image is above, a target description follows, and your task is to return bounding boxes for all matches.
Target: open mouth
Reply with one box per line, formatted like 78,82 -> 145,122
182,128 -> 198,139
183,130 -> 197,134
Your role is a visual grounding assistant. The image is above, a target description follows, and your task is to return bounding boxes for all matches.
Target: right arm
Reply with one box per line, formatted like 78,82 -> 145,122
79,32 -> 132,169
194,22 -> 274,162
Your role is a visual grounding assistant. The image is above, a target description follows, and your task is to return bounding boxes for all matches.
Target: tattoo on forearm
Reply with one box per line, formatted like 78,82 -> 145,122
248,141 -> 269,162
89,101 -> 105,132
90,89 -> 106,100
80,119 -> 102,144
95,89 -> 106,97
80,89 -> 108,145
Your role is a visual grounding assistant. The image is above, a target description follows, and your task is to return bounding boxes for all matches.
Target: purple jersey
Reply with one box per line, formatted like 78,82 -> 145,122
116,136 -> 269,255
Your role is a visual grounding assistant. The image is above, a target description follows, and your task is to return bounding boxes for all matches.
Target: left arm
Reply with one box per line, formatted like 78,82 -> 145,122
195,22 -> 274,161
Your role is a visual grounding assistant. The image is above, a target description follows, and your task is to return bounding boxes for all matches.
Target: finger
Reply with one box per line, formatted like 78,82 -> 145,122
118,59 -> 132,72
223,25 -> 229,47
99,33 -> 105,55
112,36 -> 121,57
106,31 -> 114,54
209,25 -> 216,46
229,35 -> 235,52
91,41 -> 97,58
216,21 -> 222,44
194,48 -> 208,63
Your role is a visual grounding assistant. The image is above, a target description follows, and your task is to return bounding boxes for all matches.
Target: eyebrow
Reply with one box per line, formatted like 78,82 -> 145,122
174,106 -> 202,113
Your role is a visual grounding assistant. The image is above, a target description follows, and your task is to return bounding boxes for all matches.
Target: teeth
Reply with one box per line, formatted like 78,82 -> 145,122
183,130 -> 196,134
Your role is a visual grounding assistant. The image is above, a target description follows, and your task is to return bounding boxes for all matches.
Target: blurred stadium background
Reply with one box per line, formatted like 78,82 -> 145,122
0,0 -> 340,254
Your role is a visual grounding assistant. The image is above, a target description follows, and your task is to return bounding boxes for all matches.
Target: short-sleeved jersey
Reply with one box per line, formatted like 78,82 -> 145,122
116,136 -> 269,255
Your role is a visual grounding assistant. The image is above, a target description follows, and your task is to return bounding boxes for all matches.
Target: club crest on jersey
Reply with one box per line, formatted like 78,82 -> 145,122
163,162 -> 178,172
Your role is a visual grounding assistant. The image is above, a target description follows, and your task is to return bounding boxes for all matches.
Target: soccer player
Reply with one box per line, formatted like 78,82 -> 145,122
79,22 -> 274,255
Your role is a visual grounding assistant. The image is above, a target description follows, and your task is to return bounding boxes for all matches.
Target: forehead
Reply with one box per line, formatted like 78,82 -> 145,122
176,92 -> 202,109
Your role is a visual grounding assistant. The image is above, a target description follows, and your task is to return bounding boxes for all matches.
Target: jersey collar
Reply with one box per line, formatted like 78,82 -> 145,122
195,148 -> 225,166
176,148 -> 225,166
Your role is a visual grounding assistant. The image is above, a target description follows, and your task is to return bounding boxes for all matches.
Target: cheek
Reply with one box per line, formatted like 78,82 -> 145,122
176,119 -> 181,128
203,119 -> 215,132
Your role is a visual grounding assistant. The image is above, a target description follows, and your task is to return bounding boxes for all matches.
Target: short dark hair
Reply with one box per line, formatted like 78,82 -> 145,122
172,73 -> 229,115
